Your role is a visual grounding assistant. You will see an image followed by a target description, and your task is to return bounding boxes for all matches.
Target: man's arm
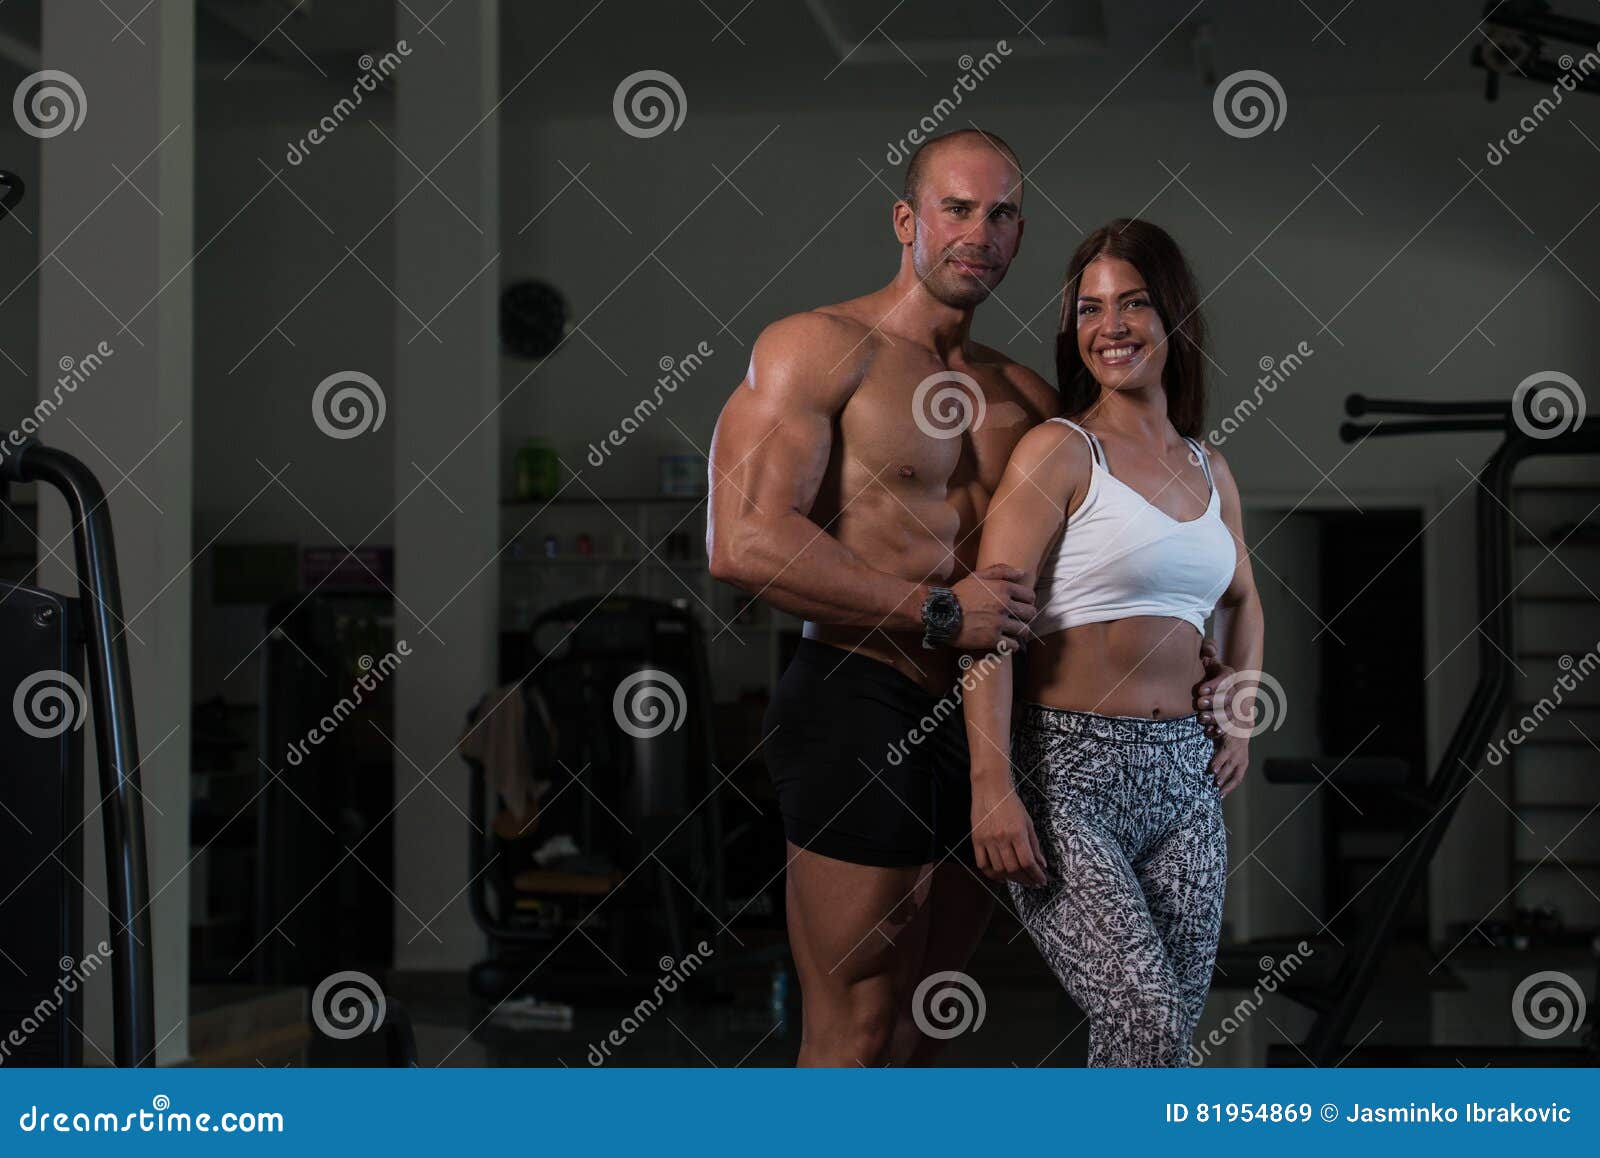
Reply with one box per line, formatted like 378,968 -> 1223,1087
706,312 -> 1033,646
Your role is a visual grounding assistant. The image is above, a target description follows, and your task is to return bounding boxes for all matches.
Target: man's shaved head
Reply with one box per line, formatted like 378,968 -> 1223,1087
901,128 -> 1023,208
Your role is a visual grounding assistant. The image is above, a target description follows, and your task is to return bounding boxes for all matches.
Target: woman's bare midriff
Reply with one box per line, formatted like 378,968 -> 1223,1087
1018,617 -> 1206,719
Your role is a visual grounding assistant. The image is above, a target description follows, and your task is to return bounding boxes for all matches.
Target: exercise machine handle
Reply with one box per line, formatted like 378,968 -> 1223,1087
1341,393 -> 1518,442
1345,393 -> 1511,418
1341,417 -> 1509,442
1,437 -> 155,1066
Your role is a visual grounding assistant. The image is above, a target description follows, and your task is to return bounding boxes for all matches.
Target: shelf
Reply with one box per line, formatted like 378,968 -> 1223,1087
501,495 -> 705,507
505,556 -> 703,567
1513,858 -> 1600,870
1518,534 -> 1600,546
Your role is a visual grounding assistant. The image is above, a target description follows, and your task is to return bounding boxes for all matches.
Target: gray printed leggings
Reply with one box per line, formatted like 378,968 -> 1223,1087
1008,704 -> 1228,1067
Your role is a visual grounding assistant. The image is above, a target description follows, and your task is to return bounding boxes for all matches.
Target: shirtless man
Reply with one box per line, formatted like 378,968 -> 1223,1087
706,129 -> 1229,1066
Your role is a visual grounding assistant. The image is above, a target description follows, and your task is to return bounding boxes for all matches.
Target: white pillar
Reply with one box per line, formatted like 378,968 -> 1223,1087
392,1 -> 500,968
37,0 -> 194,1064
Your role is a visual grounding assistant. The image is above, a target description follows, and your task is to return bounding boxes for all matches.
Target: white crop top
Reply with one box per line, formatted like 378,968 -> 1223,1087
1030,418 -> 1236,637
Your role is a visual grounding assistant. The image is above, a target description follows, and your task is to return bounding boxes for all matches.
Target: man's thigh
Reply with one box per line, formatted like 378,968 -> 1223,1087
894,860 -> 997,1062
785,844 -> 936,1022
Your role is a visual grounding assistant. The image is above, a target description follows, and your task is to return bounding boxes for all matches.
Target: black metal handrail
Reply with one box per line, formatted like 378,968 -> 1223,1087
0,436 -> 155,1066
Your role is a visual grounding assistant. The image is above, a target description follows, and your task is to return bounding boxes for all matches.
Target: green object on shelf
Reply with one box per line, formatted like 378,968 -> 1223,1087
514,438 -> 560,501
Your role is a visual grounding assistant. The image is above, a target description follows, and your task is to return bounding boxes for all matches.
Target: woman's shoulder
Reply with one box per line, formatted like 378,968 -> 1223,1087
1193,438 -> 1233,477
1007,417 -> 1096,480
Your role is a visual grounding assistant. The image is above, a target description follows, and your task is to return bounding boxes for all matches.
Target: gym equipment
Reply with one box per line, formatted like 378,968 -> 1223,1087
466,594 -> 725,1000
0,434 -> 155,1066
1475,0 -> 1600,102
255,591 -> 396,987
1220,391 -> 1598,1065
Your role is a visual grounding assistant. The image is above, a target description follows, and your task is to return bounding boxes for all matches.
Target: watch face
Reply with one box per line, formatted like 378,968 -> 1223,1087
927,591 -> 959,630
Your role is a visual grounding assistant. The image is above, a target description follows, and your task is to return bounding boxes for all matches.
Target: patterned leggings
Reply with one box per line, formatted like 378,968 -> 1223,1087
1009,704 -> 1227,1067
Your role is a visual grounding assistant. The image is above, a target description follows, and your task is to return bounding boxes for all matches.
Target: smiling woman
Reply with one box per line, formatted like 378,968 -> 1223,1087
960,216 -> 1266,1067
1055,219 -> 1209,438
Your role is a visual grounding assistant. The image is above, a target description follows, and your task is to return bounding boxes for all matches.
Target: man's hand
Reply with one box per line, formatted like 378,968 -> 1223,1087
971,773 -> 1047,887
1194,637 -> 1238,739
1210,735 -> 1250,797
950,564 -> 1036,652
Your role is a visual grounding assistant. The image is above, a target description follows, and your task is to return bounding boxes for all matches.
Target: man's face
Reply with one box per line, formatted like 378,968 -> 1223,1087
906,142 -> 1023,309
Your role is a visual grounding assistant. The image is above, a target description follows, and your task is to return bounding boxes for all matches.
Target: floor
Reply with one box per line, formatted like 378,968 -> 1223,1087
383,934 -> 1598,1068
394,929 -> 1081,1068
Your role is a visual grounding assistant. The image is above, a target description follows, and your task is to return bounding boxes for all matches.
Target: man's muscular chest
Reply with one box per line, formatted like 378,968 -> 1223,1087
834,349 -> 1037,502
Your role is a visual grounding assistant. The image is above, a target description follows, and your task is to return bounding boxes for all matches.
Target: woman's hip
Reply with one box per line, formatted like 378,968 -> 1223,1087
1011,702 -> 1216,807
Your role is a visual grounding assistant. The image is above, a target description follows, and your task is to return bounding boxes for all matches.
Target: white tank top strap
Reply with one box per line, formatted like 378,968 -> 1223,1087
1184,436 -> 1215,493
1050,416 -> 1106,468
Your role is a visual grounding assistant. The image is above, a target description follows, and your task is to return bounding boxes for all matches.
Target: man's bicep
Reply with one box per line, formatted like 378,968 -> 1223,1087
712,379 -> 834,523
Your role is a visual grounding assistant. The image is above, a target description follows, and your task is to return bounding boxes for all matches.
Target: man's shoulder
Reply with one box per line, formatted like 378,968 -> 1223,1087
743,307 -> 875,400
756,305 -> 874,352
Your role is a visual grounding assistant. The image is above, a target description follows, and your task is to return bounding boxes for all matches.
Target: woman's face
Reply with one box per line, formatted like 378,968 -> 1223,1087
1073,255 -> 1168,393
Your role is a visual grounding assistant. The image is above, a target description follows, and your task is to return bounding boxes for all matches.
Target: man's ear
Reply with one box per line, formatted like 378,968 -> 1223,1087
892,198 -> 916,245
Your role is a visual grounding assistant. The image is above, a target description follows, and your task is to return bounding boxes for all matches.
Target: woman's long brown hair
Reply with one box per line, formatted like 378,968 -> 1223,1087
1055,218 -> 1208,438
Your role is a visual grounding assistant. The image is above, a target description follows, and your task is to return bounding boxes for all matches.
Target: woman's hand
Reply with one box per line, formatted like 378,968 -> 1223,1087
971,773 -> 1048,886
1209,734 -> 1249,798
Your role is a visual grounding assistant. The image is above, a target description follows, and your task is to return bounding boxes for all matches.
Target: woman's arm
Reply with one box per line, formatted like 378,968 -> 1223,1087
1205,447 -> 1265,797
963,422 -> 1090,884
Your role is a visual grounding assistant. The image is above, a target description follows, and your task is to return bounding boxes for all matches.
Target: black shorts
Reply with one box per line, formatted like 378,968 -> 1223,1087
762,638 -> 975,868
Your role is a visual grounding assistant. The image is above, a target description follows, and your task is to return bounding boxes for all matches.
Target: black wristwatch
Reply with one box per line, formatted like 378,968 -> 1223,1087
920,585 -> 962,650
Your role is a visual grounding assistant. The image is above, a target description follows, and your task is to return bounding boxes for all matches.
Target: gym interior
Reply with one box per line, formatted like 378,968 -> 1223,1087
0,0 -> 1597,1068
